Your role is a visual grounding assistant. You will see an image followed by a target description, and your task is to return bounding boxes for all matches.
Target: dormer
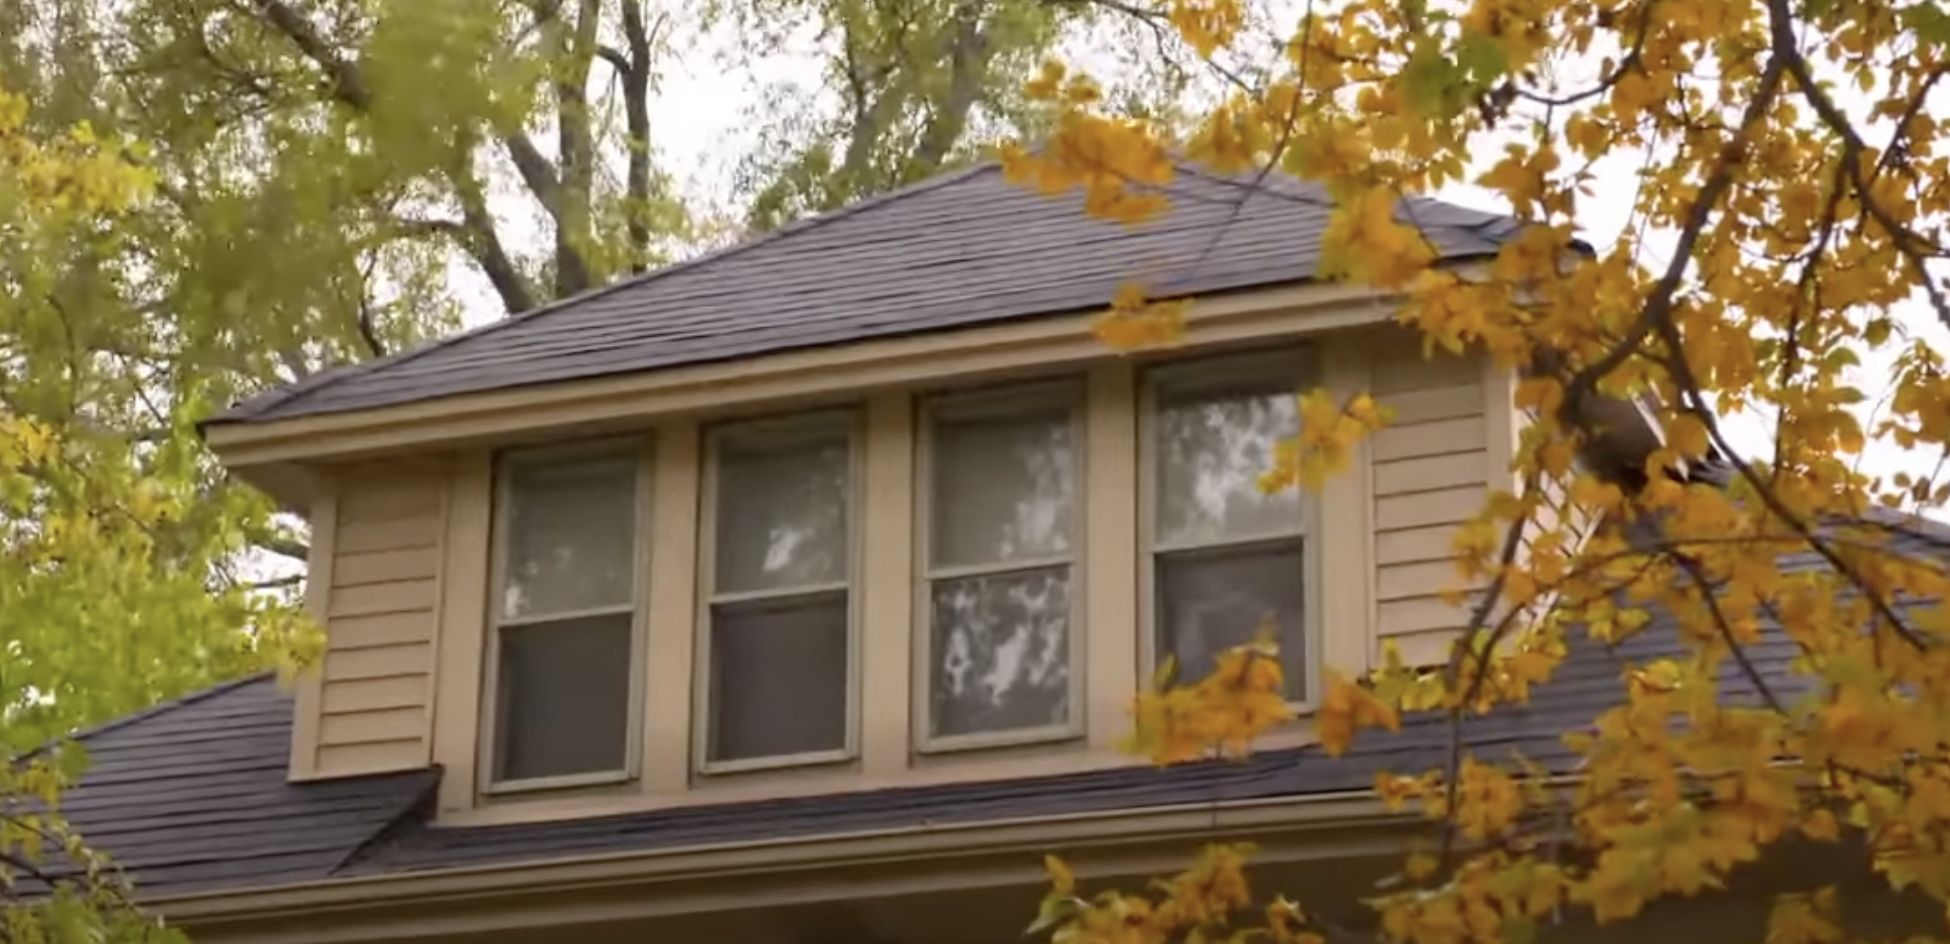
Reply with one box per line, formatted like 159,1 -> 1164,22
202,164 -> 1645,825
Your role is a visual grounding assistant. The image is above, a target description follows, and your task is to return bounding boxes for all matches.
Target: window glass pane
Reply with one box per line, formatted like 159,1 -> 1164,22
1156,541 -> 1307,699
715,430 -> 851,593
493,613 -> 633,782
708,593 -> 849,762
502,456 -> 637,620
928,566 -> 1073,738
1153,376 -> 1302,545
931,404 -> 1076,568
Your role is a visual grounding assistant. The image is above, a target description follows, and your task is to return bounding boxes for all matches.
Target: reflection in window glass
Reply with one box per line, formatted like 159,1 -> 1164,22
1148,359 -> 1311,702
931,407 -> 1075,567
923,392 -> 1080,742
502,458 -> 637,619
704,416 -> 856,766
1155,543 -> 1306,699
1154,381 -> 1302,546
715,433 -> 851,593
928,568 -> 1073,737
489,447 -> 643,786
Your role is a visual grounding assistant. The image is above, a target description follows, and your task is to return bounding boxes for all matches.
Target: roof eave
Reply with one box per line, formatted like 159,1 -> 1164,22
153,790 -> 1410,940
205,277 -> 1422,502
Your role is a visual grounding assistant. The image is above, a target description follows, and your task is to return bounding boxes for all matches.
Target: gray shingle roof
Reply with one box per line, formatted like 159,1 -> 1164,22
60,577 -> 1802,898
55,675 -> 436,897
55,533 -> 1844,900
63,474 -> 1947,900
210,163 -> 1524,426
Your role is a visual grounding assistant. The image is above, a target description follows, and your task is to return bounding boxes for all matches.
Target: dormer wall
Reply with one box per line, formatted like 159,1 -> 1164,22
272,291 -> 1598,826
290,458 -> 449,779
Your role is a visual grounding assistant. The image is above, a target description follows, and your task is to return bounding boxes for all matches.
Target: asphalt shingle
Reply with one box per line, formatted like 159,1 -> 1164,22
54,675 -> 436,897
210,164 -> 1524,425
58,519 -> 1943,897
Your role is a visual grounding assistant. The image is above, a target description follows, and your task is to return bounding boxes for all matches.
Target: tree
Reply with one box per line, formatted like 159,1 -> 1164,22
0,76 -> 255,944
1007,0 -> 1950,942
715,0 -> 1186,231
0,0 -> 1164,936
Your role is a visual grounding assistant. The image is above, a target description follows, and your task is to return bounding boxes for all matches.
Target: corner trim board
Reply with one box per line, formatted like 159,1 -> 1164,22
287,484 -> 338,781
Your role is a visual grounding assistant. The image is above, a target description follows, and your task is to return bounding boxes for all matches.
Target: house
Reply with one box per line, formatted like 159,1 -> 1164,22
48,162 -> 1933,944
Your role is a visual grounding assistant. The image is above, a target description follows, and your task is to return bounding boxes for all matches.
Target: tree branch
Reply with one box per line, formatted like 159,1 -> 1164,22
620,0 -> 657,273
249,0 -> 558,313
909,0 -> 990,174
527,0 -> 599,297
249,0 -> 370,108
1559,45 -> 1791,429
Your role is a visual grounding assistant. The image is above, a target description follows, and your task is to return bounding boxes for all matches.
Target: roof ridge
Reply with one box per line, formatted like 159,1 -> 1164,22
223,162 -> 1003,423
14,671 -> 277,765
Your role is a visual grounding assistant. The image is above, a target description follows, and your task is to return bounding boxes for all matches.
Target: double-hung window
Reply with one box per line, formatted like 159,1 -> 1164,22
699,412 -> 858,770
1143,352 -> 1314,702
486,444 -> 648,790
918,384 -> 1084,749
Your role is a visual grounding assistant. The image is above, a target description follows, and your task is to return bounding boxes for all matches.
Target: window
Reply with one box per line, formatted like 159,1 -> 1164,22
1143,353 -> 1314,702
486,445 -> 647,789
918,384 -> 1084,749
699,413 -> 858,770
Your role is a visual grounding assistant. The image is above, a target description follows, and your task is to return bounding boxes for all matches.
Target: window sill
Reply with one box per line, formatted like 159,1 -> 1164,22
914,723 -> 1085,756
696,747 -> 855,777
481,768 -> 636,797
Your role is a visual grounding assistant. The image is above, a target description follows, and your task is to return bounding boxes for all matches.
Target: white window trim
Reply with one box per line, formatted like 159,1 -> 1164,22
1137,348 -> 1324,710
479,437 -> 654,796
911,380 -> 1089,754
693,409 -> 864,776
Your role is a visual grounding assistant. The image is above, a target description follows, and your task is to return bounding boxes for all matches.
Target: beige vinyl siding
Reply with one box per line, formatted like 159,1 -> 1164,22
297,465 -> 447,779
1513,405 -> 1600,622
1368,341 -> 1491,666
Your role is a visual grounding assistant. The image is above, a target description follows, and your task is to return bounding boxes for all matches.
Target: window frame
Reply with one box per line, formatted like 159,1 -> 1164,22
911,380 -> 1089,754
1137,348 -> 1323,710
479,436 -> 655,796
693,408 -> 865,775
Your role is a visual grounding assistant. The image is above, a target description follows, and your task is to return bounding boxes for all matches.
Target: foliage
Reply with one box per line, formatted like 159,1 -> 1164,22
1008,0 -> 1950,941
711,0 -> 1197,231
0,79 -> 221,944
0,0 -> 1143,937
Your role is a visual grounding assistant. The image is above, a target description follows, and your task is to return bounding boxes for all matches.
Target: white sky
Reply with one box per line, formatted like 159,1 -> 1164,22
455,12 -> 1949,508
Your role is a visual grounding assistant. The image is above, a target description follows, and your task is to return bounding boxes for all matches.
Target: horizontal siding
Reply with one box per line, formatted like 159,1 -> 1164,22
316,740 -> 429,777
1512,407 -> 1600,626
328,579 -> 439,618
322,675 -> 427,713
336,515 -> 440,555
1369,343 -> 1489,665
332,547 -> 440,586
312,468 -> 444,778
324,641 -> 431,681
1373,449 -> 1484,494
319,706 -> 425,745
1372,417 -> 1488,461
328,611 -> 436,649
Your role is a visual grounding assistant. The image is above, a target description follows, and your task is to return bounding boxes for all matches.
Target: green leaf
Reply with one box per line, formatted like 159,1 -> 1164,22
1456,31 -> 1512,84
1901,1 -> 1950,49
1400,41 -> 1469,117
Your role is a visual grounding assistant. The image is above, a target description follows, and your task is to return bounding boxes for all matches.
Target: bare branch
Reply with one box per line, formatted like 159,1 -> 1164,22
620,0 -> 657,273
595,43 -> 632,76
249,0 -> 562,312
353,257 -> 387,359
909,1 -> 990,173
1561,46 -> 1791,414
